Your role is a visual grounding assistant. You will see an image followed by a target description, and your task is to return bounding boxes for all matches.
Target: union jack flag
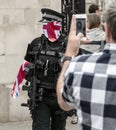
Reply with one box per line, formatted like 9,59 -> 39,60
43,21 -> 61,42
11,61 -> 29,98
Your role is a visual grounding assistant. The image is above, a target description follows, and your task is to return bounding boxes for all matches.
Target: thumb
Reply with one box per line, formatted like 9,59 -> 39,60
77,32 -> 84,39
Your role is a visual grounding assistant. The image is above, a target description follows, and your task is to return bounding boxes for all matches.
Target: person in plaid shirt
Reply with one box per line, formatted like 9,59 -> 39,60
57,2 -> 116,130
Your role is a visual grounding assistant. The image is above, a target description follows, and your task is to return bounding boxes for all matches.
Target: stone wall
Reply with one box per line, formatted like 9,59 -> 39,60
0,84 -> 31,122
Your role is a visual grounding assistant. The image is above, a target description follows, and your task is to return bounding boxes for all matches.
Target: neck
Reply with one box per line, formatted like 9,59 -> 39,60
107,38 -> 116,43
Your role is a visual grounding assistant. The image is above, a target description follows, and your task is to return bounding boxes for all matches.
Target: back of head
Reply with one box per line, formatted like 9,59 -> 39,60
103,2 -> 116,41
87,13 -> 101,29
89,4 -> 99,14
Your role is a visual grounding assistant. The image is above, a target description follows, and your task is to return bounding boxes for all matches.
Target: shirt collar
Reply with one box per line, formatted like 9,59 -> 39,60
103,43 -> 116,53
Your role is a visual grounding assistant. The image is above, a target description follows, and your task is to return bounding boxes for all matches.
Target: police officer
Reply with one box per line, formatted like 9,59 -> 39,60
24,8 -> 67,130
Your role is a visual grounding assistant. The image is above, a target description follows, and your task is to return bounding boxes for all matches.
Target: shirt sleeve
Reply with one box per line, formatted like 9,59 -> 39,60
61,60 -> 79,108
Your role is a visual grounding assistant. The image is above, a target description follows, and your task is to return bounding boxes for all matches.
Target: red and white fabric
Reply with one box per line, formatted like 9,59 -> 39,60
43,21 -> 61,42
11,61 -> 29,98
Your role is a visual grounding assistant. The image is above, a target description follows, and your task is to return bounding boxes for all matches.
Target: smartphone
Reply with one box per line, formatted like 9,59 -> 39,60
75,14 -> 86,37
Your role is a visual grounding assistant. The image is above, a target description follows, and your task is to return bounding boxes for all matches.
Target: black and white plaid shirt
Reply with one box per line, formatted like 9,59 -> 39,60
62,43 -> 116,130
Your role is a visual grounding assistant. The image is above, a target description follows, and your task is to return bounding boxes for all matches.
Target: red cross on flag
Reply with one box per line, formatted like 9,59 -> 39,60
43,21 -> 61,42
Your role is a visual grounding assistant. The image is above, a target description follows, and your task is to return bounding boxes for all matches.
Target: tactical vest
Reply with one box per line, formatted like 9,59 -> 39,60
24,34 -> 66,90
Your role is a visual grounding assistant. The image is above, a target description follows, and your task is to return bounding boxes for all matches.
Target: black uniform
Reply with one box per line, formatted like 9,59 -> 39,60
24,34 -> 67,130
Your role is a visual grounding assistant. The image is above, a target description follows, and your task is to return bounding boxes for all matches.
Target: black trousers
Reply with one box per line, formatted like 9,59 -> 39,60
32,95 -> 67,130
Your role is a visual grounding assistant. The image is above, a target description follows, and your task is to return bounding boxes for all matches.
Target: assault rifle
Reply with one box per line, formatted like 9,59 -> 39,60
21,43 -> 43,111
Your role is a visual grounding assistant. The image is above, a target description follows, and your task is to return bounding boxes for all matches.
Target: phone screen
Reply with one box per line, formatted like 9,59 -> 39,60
76,14 -> 86,36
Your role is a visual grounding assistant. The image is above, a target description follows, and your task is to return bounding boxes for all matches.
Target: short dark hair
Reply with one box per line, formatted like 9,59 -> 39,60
89,4 -> 99,13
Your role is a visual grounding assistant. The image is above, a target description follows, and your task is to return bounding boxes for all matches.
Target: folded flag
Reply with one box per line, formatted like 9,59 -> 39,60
11,61 -> 29,98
